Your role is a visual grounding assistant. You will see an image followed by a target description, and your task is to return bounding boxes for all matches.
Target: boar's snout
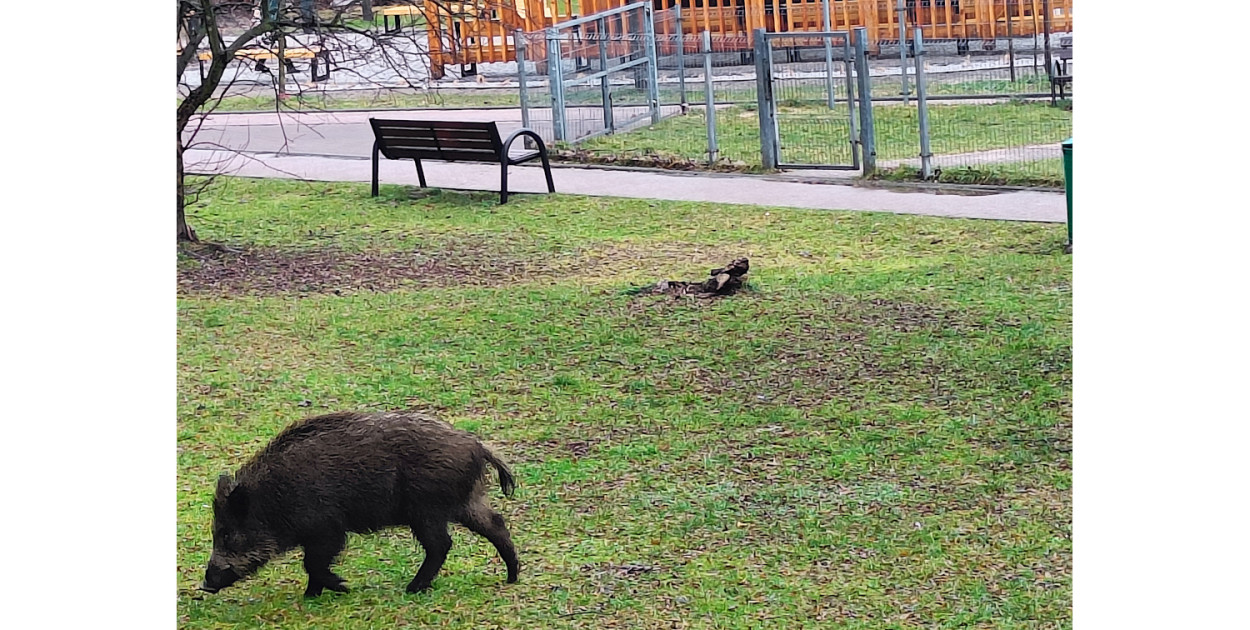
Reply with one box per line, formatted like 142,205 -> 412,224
201,557 -> 243,594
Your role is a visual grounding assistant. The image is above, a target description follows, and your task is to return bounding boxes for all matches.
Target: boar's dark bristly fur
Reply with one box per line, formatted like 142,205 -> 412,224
201,411 -> 520,598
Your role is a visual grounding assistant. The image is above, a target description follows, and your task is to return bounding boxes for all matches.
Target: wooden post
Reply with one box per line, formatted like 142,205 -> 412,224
426,4 -> 446,79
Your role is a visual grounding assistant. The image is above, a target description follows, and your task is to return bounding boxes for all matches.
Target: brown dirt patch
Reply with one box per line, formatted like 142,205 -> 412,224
178,241 -> 549,296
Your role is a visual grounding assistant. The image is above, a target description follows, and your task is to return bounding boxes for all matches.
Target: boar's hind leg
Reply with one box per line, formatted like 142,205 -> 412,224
407,517 -> 453,593
302,534 -> 350,598
458,498 -> 520,584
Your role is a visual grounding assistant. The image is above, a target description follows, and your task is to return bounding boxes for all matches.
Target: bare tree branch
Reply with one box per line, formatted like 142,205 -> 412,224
178,0 -> 476,242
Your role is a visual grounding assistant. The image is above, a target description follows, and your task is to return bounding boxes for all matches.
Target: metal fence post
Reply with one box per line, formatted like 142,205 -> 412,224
596,17 -> 614,135
1007,0 -> 1016,82
822,0 -> 835,109
843,35 -> 859,169
753,29 -> 778,170
913,27 -> 933,180
896,0 -> 909,105
643,3 -> 662,125
546,28 -> 566,143
703,30 -> 718,165
516,31 -> 530,130
853,26 -> 876,175
516,30 -> 535,149
676,5 -> 688,112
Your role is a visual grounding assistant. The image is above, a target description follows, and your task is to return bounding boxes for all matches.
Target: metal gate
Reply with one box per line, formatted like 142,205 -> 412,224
754,29 -> 860,170
517,2 -> 663,146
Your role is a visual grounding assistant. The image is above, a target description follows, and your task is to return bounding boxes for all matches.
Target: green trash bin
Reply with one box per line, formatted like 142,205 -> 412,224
1062,138 -> 1072,247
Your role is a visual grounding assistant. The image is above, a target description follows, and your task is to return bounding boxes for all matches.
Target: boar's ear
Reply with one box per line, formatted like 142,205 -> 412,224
226,485 -> 249,518
215,474 -> 235,500
215,473 -> 249,518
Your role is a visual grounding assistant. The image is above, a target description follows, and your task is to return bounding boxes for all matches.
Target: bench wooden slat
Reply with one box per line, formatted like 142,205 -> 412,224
191,47 -> 321,61
431,135 -> 498,150
378,143 -> 438,154
381,148 -> 441,160
376,126 -> 495,141
381,147 -> 508,162
376,6 -> 420,16
371,126 -> 438,139
380,144 -> 502,161
379,148 -> 441,159
383,143 -> 498,155
428,125 -> 496,136
432,149 -> 509,161
376,119 -> 503,131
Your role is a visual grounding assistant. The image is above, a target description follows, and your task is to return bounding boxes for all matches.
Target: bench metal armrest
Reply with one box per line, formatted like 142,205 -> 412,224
501,128 -> 549,165
498,128 -> 555,203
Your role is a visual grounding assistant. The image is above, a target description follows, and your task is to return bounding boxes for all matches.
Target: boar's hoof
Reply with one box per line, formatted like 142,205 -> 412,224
304,580 -> 350,598
406,580 -> 433,594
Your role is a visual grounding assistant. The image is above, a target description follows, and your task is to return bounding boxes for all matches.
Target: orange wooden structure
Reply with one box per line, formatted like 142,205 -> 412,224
417,0 -> 1072,77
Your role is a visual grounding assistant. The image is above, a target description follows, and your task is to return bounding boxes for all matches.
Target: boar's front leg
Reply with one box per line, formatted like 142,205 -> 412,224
302,534 -> 350,598
407,517 -> 453,593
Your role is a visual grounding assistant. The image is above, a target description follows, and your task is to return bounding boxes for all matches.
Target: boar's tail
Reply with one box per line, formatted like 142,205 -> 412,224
484,449 -> 516,497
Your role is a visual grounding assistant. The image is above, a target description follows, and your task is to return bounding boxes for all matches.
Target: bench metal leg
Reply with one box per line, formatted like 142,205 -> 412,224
500,158 -> 510,205
538,145 -> 555,194
413,159 -> 427,188
371,141 -> 380,197
311,50 -> 331,82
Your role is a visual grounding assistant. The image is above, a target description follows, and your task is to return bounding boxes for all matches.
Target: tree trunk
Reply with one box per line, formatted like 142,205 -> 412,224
177,136 -> 198,243
362,0 -> 374,22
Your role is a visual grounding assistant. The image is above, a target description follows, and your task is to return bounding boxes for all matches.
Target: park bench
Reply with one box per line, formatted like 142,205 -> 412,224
368,119 -> 555,204
376,5 -> 422,33
1050,35 -> 1072,104
179,46 -> 331,82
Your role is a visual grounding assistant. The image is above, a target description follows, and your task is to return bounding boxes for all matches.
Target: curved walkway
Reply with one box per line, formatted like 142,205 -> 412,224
184,110 -> 1066,223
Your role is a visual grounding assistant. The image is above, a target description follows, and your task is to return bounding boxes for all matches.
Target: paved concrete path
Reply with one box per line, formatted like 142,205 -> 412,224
188,106 -> 683,158
185,110 -> 1066,223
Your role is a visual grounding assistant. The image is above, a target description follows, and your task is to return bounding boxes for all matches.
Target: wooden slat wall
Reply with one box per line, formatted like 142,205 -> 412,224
424,0 -> 1072,69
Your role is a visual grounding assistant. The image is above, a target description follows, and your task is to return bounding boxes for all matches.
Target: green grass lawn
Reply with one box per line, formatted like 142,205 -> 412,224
178,178 -> 1071,629
570,100 -> 1070,183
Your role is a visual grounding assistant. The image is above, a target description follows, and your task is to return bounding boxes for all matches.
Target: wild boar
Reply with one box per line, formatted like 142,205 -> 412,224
199,410 -> 519,597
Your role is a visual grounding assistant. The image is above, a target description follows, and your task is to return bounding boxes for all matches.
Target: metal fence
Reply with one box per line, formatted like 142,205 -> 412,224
197,5 -> 1073,186
546,21 -> 1070,186
517,2 -> 669,146
868,28 -> 1071,184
